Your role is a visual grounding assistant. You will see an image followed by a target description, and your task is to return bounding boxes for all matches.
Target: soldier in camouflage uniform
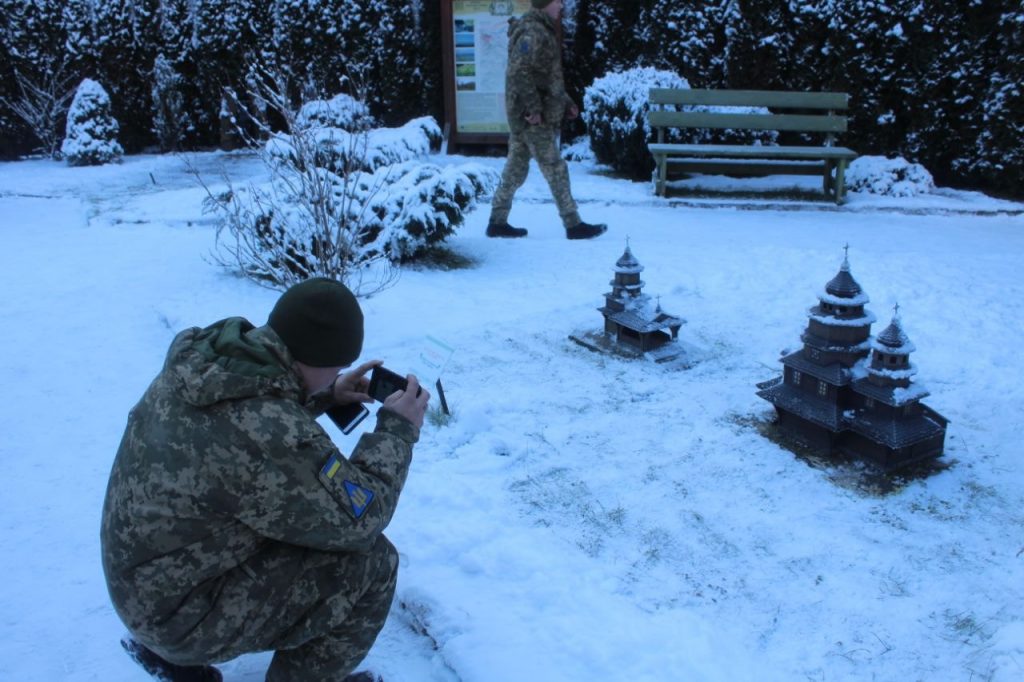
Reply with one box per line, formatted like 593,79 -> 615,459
487,0 -> 607,240
101,278 -> 430,682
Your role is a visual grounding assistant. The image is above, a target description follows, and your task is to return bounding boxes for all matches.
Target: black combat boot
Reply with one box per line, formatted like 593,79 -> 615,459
566,221 -> 607,240
121,636 -> 223,682
486,222 -> 528,238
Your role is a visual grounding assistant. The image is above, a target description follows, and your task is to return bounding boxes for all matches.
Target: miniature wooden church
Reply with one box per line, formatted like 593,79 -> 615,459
756,248 -> 948,471
597,242 -> 684,361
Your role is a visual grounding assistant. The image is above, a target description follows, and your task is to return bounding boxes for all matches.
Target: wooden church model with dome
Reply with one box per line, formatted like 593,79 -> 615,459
570,241 -> 686,363
756,247 -> 948,471
600,241 -> 684,360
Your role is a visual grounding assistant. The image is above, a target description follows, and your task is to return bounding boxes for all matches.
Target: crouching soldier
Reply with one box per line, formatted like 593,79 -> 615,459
101,278 -> 429,682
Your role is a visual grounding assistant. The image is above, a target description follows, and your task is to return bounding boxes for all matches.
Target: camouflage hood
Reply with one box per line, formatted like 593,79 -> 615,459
166,317 -> 303,408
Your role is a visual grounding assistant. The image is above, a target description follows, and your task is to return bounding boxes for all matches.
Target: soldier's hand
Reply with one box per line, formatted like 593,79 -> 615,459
383,374 -> 430,429
524,112 -> 542,126
565,103 -> 579,121
332,359 -> 380,405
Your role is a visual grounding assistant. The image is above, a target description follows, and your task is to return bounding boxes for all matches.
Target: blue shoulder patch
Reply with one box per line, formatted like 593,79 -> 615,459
343,480 -> 375,519
519,39 -> 530,54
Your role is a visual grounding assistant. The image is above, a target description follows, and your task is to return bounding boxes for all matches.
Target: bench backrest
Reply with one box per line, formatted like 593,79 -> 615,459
648,88 -> 850,136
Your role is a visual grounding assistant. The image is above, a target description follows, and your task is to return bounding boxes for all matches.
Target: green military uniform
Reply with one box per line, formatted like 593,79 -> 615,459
489,7 -> 582,230
101,317 -> 417,681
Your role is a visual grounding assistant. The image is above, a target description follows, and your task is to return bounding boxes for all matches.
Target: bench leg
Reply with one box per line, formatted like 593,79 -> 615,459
655,156 -> 667,197
835,160 -> 848,205
823,160 -> 834,197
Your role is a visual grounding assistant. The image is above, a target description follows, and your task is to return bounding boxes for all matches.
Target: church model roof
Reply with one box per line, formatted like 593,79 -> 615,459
825,254 -> 864,298
615,245 -> 643,274
873,314 -> 916,354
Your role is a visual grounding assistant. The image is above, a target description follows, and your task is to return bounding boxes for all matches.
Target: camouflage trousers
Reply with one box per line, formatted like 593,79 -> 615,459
151,535 -> 398,681
489,125 -> 581,229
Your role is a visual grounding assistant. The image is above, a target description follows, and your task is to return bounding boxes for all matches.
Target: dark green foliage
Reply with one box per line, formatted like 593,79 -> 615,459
566,0 -> 1024,198
0,0 -> 1020,197
92,0 -> 163,152
638,1 -> 720,87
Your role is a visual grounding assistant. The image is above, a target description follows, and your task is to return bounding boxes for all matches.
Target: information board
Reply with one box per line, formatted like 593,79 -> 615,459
441,0 -> 535,149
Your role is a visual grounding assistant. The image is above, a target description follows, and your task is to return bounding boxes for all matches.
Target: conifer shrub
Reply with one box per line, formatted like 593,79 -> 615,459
61,79 -> 123,166
202,105 -> 496,294
582,68 -> 690,180
845,156 -> 935,197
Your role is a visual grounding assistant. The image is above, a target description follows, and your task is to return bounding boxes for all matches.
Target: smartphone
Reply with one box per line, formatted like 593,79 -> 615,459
325,402 -> 370,434
368,366 -> 421,403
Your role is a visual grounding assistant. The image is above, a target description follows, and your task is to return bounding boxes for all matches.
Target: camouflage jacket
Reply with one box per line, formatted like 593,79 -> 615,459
100,317 -> 417,638
505,9 -> 572,133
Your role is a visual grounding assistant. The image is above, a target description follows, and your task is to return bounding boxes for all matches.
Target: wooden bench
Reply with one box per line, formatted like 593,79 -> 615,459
647,88 -> 858,204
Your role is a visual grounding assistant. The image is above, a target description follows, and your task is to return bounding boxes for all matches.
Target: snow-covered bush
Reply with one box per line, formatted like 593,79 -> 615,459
206,159 -> 497,291
583,67 -> 689,179
268,116 -> 442,175
202,111 -> 495,293
845,156 -> 935,197
61,79 -> 123,166
582,67 -> 777,180
295,93 -> 375,133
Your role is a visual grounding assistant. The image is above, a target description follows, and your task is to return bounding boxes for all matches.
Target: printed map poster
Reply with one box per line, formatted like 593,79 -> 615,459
452,0 -> 532,134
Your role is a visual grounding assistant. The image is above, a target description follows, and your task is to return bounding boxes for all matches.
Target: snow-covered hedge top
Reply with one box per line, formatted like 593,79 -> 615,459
267,116 -> 441,174
846,156 -> 935,197
71,78 -> 110,106
585,67 -> 690,119
296,93 -> 375,132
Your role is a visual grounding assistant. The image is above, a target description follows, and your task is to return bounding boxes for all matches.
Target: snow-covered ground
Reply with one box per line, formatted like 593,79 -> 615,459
1,150 -> 1022,682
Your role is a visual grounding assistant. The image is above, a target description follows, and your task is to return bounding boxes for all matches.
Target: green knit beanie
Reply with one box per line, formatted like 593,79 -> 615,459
268,278 -> 364,367
531,0 -> 554,8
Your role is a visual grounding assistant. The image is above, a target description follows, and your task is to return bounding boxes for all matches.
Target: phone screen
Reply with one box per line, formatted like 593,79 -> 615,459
369,367 -> 408,403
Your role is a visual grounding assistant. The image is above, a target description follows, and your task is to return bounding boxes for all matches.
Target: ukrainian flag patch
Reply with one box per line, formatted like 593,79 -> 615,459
343,480 -> 375,519
320,454 -> 343,479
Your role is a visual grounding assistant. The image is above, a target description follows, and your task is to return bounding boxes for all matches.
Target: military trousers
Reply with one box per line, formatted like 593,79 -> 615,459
489,124 -> 581,230
158,535 -> 398,681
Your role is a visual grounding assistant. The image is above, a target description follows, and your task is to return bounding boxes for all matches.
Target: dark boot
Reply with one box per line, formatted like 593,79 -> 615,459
486,222 -> 528,238
121,636 -> 223,682
566,221 -> 607,240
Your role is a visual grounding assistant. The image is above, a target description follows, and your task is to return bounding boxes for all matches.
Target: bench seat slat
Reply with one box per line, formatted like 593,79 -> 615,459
649,88 -> 849,110
649,143 -> 857,160
664,159 -> 835,177
649,110 -> 848,133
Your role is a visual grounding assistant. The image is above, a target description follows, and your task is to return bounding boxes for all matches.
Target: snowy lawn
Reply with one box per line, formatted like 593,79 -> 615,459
1,151 -> 1022,681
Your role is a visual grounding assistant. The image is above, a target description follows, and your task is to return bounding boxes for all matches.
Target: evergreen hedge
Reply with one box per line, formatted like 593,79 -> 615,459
0,0 -> 1019,198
